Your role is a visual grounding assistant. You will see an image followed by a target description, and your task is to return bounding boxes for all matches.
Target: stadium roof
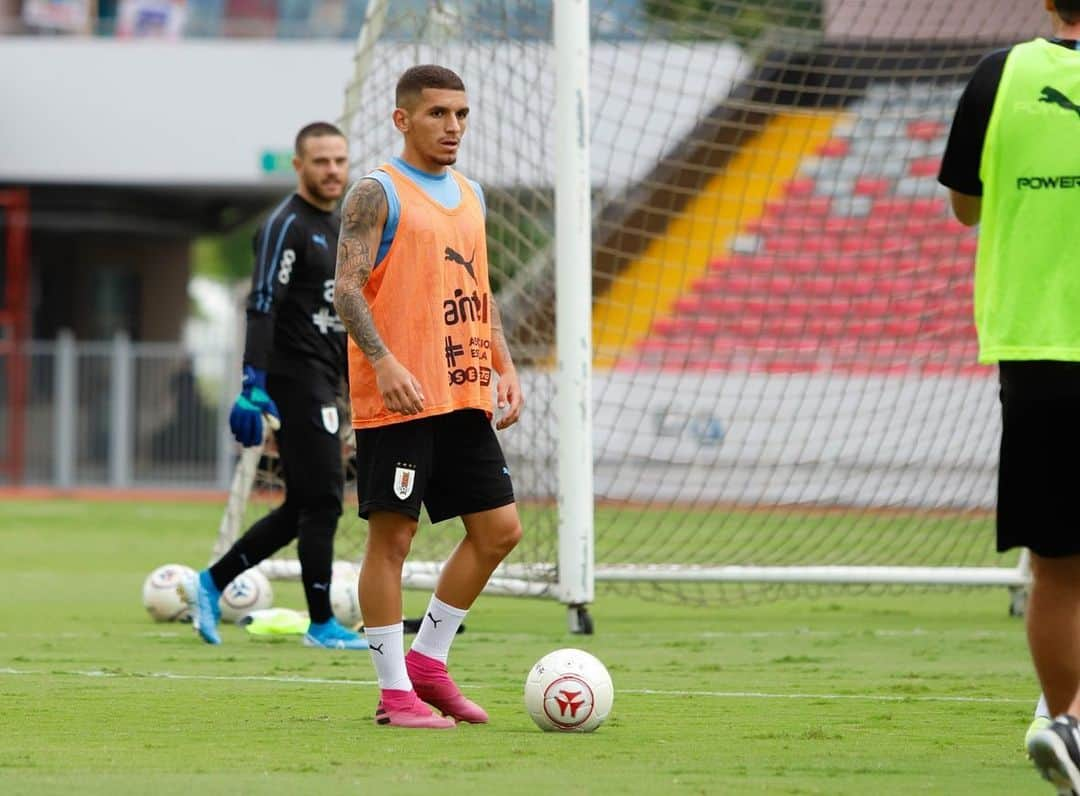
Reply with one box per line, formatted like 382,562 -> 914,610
825,0 -> 1044,41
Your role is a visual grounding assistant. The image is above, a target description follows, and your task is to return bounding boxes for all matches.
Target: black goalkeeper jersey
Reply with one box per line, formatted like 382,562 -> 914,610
243,192 -> 346,388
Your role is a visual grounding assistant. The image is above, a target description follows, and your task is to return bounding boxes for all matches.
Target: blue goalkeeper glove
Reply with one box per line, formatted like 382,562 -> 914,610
229,365 -> 280,447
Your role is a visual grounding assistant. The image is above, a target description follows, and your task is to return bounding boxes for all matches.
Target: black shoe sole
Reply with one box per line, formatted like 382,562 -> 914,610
1028,728 -> 1080,796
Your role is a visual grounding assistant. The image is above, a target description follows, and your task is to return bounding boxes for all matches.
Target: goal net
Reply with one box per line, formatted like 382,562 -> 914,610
259,0 -> 1044,607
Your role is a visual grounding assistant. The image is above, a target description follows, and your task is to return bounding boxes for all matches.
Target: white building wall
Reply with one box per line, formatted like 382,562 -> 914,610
0,37 -> 355,185
0,37 -> 748,189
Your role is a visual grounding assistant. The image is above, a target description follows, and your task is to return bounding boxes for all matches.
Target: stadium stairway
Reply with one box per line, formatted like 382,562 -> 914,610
592,110 -> 840,368
615,83 -> 988,376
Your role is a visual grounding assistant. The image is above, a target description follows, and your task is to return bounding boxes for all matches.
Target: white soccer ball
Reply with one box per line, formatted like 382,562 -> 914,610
142,563 -> 196,622
524,648 -> 614,732
219,568 -> 274,623
329,561 -> 362,629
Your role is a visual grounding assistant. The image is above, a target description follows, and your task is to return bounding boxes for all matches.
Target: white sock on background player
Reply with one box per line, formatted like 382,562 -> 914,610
364,622 -> 411,692
1035,692 -> 1051,720
410,594 -> 468,663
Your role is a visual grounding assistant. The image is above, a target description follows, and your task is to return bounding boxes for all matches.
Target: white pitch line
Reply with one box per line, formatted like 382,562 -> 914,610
0,668 -> 379,687
0,628 -> 1018,640
620,688 -> 1031,704
0,667 -> 1031,704
697,629 -> 1015,639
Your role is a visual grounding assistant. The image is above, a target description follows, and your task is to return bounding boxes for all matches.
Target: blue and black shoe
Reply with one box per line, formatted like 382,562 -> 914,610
178,569 -> 222,645
303,618 -> 369,650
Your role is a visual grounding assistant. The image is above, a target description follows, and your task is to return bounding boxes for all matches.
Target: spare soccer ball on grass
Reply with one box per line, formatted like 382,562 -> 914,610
218,568 -> 274,623
524,648 -> 614,732
329,561 -> 362,629
142,563 -> 196,622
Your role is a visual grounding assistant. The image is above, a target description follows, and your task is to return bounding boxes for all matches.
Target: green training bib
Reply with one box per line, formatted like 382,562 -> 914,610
975,38 -> 1080,362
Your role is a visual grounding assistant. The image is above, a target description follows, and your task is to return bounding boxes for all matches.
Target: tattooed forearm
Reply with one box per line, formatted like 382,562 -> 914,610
334,180 -> 389,362
335,239 -> 387,361
489,297 -> 516,374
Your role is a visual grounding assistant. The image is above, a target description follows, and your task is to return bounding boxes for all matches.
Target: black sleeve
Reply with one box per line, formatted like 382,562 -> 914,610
243,205 -> 303,371
938,47 -> 1010,197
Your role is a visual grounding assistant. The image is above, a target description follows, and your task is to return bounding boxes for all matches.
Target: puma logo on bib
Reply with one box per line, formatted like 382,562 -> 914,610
1039,86 -> 1080,120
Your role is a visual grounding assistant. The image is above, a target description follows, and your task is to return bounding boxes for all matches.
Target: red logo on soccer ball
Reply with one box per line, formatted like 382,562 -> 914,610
542,675 -> 594,729
555,689 -> 584,717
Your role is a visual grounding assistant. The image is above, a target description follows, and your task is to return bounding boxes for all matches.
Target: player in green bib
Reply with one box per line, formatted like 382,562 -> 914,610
939,2 -> 1080,792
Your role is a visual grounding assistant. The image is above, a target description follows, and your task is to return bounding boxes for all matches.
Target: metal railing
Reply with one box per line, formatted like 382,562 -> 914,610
0,331 -> 238,488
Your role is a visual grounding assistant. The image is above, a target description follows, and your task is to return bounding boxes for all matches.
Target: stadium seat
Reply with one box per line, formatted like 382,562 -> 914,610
631,80 -> 980,374
816,139 -> 851,158
907,120 -> 947,141
909,157 -> 942,178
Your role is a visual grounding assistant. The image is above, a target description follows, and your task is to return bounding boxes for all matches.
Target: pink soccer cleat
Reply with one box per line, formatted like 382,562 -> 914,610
406,649 -> 489,724
374,689 -> 456,729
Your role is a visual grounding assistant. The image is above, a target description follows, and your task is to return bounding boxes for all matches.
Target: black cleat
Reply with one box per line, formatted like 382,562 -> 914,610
1028,714 -> 1080,795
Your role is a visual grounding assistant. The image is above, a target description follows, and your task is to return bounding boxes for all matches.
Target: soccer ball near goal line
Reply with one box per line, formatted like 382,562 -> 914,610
330,561 -> 362,629
524,648 -> 614,732
218,568 -> 274,624
142,563 -> 196,622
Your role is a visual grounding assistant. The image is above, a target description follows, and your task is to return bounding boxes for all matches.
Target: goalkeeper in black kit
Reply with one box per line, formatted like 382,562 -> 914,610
179,122 -> 367,650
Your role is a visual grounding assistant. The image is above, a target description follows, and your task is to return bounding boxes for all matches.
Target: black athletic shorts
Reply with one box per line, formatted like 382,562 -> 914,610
997,360 -> 1080,557
353,408 -> 515,523
267,372 -> 344,512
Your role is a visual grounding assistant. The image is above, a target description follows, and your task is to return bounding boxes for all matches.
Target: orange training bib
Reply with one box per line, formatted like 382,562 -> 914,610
348,163 -> 494,428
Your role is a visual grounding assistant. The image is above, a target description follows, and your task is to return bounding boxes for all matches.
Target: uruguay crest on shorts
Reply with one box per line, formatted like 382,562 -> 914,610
394,466 -> 415,500
320,405 -> 339,435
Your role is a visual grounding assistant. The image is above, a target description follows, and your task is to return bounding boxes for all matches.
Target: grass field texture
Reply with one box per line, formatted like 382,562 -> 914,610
0,498 -> 1048,795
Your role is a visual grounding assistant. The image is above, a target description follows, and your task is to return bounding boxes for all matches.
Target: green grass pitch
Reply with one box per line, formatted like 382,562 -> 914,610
0,498 -> 1046,795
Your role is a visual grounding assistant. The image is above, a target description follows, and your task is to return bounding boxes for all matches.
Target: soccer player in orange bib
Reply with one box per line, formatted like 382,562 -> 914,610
333,65 -> 525,729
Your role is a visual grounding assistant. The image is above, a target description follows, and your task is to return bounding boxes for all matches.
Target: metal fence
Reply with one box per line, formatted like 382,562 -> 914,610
0,332 -> 238,488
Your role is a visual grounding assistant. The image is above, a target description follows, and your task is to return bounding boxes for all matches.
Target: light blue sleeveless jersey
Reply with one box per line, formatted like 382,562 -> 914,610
364,156 -> 486,266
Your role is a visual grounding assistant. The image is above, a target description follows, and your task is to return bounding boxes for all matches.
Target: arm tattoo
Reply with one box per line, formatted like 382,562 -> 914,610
334,179 -> 389,362
489,297 -> 516,374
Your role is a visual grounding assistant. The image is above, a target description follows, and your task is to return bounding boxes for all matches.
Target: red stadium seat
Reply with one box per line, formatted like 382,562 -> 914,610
691,275 -> 725,293
673,296 -> 705,314
909,157 -> 942,177
884,319 -> 921,337
816,138 -> 851,158
907,120 -> 946,141
762,316 -> 808,337
872,197 -> 947,217
806,316 -> 848,336
958,237 -> 979,256
764,196 -> 832,218
630,87 -> 982,375
651,318 -> 689,337
891,297 -> 930,316
763,236 -> 806,255
700,297 -> 747,315
854,177 -> 892,197
784,178 -> 818,197
834,277 -> 876,297
854,296 -> 892,316
846,318 -> 888,337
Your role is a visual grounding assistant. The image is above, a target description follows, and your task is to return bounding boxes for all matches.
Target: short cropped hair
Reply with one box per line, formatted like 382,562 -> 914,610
1056,0 -> 1080,24
395,65 -> 466,109
294,122 -> 345,156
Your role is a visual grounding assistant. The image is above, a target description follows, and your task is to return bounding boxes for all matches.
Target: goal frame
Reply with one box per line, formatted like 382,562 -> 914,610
250,1 -> 1035,627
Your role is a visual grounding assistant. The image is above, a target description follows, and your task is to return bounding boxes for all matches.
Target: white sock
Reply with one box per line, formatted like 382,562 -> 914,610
364,622 -> 411,691
1036,693 -> 1051,720
410,594 -> 469,663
